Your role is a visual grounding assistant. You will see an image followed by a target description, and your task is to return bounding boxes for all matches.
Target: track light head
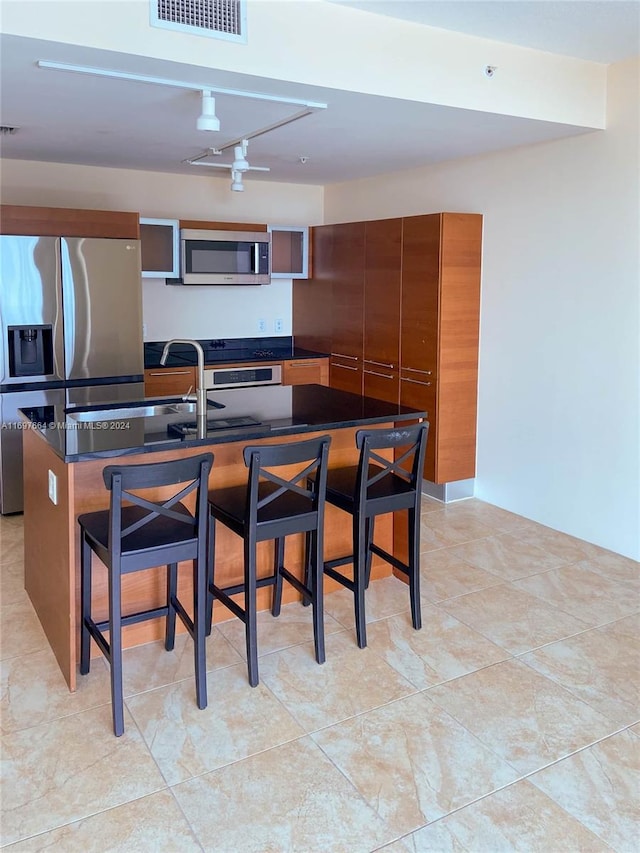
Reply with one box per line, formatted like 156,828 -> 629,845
230,169 -> 244,192
197,90 -> 220,132
232,143 -> 250,172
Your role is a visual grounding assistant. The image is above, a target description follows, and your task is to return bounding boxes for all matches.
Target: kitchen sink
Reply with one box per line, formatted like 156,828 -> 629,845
66,401 -> 201,422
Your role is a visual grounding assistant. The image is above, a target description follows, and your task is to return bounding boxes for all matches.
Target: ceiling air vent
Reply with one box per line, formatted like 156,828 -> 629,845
151,0 -> 247,43
0,126 -> 19,135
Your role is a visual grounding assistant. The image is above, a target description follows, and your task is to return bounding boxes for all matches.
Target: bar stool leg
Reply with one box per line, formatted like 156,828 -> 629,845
353,513 -> 367,649
193,550 -> 208,710
364,517 -> 375,589
408,507 -> 422,630
311,529 -> 326,664
271,537 -> 285,616
165,562 -> 178,651
244,536 -> 259,687
80,532 -> 92,676
301,531 -> 312,606
108,564 -> 125,737
205,515 -> 215,636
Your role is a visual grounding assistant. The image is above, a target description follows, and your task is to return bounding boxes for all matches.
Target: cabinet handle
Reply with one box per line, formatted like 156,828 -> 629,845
403,367 -> 432,376
332,352 -> 358,361
365,359 -> 394,369
332,363 -> 358,371
364,369 -> 394,379
290,361 -> 319,367
401,377 -> 432,387
148,369 -> 192,376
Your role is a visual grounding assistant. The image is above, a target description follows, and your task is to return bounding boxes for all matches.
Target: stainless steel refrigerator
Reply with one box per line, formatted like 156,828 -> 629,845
0,235 -> 144,513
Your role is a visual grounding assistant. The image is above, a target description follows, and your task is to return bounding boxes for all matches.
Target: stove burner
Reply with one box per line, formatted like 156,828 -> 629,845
254,349 -> 276,358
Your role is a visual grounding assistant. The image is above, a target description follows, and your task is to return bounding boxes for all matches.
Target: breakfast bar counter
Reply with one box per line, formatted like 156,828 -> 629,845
21,384 -> 426,689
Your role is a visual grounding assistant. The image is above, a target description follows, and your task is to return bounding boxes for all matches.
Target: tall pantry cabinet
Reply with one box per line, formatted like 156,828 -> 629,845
292,212 -> 482,486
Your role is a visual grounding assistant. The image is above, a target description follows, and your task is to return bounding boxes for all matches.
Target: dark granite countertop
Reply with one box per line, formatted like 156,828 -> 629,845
20,385 -> 427,463
144,336 -> 328,368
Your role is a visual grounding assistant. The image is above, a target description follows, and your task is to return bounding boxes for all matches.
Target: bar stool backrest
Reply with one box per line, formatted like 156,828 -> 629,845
354,423 -> 429,513
102,453 -> 213,555
242,436 -> 331,529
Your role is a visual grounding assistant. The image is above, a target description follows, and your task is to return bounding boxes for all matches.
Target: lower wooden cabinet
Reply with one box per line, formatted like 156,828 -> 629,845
363,364 -> 399,405
400,372 -> 437,480
144,367 -> 196,397
330,356 -> 363,395
282,358 -> 329,386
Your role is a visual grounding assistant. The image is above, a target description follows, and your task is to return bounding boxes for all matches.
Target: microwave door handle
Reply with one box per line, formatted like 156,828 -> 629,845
253,243 -> 259,274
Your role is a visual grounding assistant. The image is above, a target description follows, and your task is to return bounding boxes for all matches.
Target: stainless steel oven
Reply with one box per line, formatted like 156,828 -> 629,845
204,364 -> 282,390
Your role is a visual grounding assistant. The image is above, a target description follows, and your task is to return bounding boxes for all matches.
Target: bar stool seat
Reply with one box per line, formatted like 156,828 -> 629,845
207,436 -> 331,687
78,452 -> 213,736
320,423 -> 428,649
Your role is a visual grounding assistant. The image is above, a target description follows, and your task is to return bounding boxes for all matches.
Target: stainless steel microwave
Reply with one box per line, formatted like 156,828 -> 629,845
175,229 -> 271,285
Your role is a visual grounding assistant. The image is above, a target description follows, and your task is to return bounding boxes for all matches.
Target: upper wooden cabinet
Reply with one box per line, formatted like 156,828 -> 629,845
0,205 -> 139,239
331,221 -> 366,361
140,218 -> 179,278
363,218 -> 402,371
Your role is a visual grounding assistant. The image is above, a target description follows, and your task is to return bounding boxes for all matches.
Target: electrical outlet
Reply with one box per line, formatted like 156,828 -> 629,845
48,469 -> 57,505
257,318 -> 267,333
274,318 -> 284,333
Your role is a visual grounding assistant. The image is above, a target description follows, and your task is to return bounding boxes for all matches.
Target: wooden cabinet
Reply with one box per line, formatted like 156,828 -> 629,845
293,211 -> 482,486
0,205 -> 139,238
363,218 -> 402,373
140,218 -> 179,278
269,226 -> 309,278
401,213 -> 482,483
331,222 -> 366,361
330,355 -> 363,395
144,367 -> 196,397
282,358 -> 329,386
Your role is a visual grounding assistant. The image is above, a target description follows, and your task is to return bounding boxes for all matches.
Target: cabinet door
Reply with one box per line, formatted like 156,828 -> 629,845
269,226 -> 309,278
363,366 -> 399,405
364,218 -> 402,369
292,225 -> 333,354
401,214 -> 441,373
330,357 -> 362,395
140,218 -> 179,278
331,222 -> 365,361
400,374 -> 437,481
282,358 -> 329,386
144,367 -> 196,397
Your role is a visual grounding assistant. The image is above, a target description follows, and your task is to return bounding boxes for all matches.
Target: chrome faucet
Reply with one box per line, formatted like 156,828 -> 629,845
160,339 -> 207,433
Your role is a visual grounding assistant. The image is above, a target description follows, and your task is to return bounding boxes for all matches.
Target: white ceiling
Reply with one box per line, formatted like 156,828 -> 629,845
0,2 -> 638,187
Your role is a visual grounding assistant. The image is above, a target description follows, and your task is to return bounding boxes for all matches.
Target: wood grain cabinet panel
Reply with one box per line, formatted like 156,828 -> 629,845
331,221 -> 366,360
363,366 -> 399,405
292,225 -> 333,354
282,358 -> 329,386
364,218 -> 402,369
144,367 -> 196,397
0,205 -> 139,238
330,357 -> 363,395
401,213 -> 482,483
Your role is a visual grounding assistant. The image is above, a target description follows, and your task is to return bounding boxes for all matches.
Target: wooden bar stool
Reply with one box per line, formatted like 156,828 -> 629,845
206,435 -> 331,687
78,453 -> 213,736
318,423 -> 428,648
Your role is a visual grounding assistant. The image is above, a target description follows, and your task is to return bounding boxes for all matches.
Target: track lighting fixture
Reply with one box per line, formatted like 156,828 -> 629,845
197,90 -> 220,132
232,141 -> 250,172
230,170 -> 244,192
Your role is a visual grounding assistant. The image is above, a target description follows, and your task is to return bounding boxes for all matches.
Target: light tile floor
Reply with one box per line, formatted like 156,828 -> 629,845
1,499 -> 638,852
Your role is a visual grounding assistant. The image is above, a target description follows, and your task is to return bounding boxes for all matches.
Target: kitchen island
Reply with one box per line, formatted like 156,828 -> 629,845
21,384 -> 426,689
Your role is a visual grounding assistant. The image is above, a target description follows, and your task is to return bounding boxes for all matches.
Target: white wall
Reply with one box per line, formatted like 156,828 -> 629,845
325,58 -> 640,561
0,160 -> 323,340
2,0 -> 607,128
